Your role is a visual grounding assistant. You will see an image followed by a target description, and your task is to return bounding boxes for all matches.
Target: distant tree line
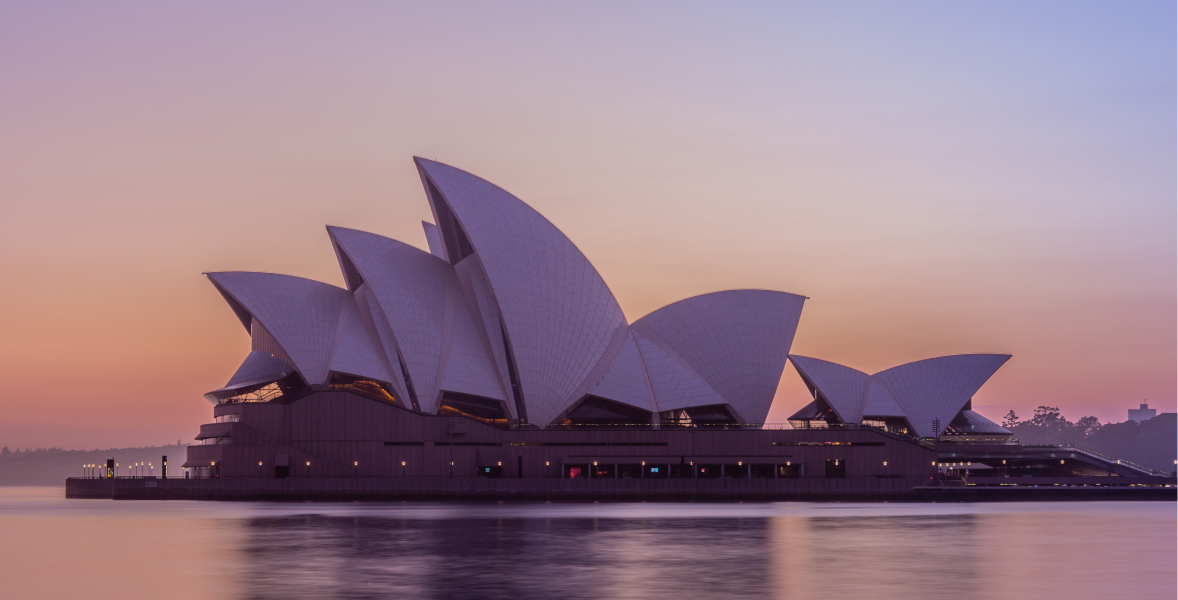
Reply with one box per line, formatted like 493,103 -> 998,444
1001,407 -> 1176,472
0,444 -> 190,486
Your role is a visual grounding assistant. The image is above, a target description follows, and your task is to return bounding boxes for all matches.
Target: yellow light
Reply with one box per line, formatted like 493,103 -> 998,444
932,461 -> 936,466
1060,460 -> 1064,464
258,462 -> 262,466
641,461 -> 645,466
354,462 -> 358,466
593,461 -> 597,466
786,461 -> 790,466
497,461 -> 501,466
883,461 -> 887,466
1002,460 -> 1006,465
402,461 -> 406,466
546,461 -> 550,466
306,462 -> 310,466
738,462 -> 742,466
211,461 -> 215,466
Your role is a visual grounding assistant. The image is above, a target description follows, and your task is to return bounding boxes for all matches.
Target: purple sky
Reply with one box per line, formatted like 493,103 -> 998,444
0,2 -> 1173,449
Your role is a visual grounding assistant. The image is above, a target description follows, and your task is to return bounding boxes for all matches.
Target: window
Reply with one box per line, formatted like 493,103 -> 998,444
825,459 -> 846,478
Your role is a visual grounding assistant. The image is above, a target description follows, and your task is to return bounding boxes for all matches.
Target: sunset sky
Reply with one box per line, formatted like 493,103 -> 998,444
1,2 -> 1173,450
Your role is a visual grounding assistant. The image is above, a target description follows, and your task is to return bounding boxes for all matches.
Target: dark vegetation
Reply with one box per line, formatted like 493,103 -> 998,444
0,444 -> 189,486
1002,407 -> 1176,472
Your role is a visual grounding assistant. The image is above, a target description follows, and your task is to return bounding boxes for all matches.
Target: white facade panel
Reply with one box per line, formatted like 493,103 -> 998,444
787,355 -> 869,424
328,227 -> 451,413
226,350 -> 291,387
326,297 -> 391,384
586,330 -> 658,412
207,272 -> 347,385
422,221 -> 446,259
632,290 -> 805,424
861,379 -> 906,418
438,273 -> 510,402
633,330 -> 725,412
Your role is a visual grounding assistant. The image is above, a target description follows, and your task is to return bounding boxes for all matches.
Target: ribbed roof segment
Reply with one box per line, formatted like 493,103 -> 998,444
207,272 -> 349,385
415,158 -> 628,425
785,354 -> 1010,437
787,355 -> 869,423
872,354 -> 1010,439
328,227 -> 451,412
633,290 -> 805,424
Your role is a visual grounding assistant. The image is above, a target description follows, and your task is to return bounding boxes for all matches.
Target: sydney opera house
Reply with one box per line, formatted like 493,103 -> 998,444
181,157 -> 1019,489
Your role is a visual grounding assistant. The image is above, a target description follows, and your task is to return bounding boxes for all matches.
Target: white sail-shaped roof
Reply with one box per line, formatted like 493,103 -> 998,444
872,354 -> 1010,439
861,379 -> 905,417
328,227 -> 449,412
786,354 -> 1010,437
205,158 -> 818,427
226,350 -> 292,387
326,297 -> 391,384
632,290 -> 805,424
415,158 -> 628,425
422,221 -> 446,259
207,272 -> 349,385
633,330 -> 726,411
586,330 -> 658,412
787,355 -> 869,424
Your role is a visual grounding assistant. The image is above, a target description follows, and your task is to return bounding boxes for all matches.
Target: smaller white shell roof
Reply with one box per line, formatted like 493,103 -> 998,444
633,290 -> 805,424
208,272 -> 349,385
788,355 -> 869,424
953,410 -> 1011,435
786,353 -> 1011,438
226,350 -> 291,387
208,271 -> 393,391
873,354 -> 1011,439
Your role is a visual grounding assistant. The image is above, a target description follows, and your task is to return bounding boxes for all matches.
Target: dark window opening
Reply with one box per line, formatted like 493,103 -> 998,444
333,243 -> 365,291
861,417 -> 912,436
749,464 -> 777,478
500,320 -> 528,423
659,405 -> 740,427
696,464 -> 722,478
328,373 -> 400,406
395,351 -> 421,412
437,391 -> 510,428
778,464 -> 803,478
209,372 -> 308,405
564,464 -> 589,478
643,464 -> 671,478
426,177 -> 475,264
787,397 -> 842,430
617,464 -> 643,478
476,466 -> 502,478
561,395 -> 653,426
274,466 -> 289,479
825,459 -> 846,478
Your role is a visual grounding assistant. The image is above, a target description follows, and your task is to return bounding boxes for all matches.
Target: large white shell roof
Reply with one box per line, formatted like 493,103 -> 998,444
205,158 -> 810,425
788,353 -> 1012,438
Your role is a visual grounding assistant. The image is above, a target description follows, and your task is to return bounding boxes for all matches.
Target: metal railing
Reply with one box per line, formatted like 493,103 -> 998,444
1022,445 -> 1169,476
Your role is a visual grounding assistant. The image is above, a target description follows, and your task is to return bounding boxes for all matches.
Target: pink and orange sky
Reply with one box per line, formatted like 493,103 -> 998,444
1,2 -> 1174,450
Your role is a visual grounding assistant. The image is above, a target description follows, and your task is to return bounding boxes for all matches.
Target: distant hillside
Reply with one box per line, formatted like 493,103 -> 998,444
1005,411 -> 1176,473
0,445 -> 190,486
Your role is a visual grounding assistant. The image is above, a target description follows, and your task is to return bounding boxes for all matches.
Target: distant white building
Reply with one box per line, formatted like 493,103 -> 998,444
1127,403 -> 1156,423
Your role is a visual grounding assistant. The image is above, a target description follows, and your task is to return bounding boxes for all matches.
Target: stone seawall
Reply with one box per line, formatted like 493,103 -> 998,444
66,476 -> 928,501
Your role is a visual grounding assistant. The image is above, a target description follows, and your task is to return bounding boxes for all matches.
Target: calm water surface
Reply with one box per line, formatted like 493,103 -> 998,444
0,487 -> 1173,600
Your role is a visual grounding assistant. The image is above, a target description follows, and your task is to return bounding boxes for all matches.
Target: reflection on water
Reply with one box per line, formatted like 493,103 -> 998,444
1,488 -> 1174,600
